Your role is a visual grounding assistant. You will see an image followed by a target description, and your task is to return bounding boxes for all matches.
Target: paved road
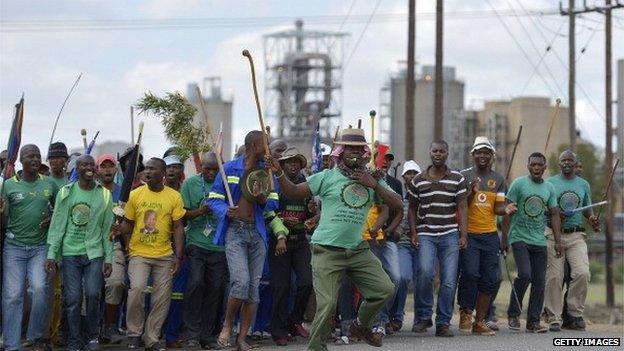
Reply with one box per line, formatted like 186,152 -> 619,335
42,319 -> 623,351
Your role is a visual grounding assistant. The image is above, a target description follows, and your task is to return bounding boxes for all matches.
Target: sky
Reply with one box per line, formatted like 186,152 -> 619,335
1,0 -> 622,161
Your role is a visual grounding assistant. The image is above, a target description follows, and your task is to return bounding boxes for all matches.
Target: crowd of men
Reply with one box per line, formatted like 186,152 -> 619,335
0,127 -> 600,351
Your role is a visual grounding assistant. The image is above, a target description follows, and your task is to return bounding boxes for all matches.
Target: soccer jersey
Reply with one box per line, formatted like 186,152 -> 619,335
461,167 -> 506,234
546,174 -> 592,230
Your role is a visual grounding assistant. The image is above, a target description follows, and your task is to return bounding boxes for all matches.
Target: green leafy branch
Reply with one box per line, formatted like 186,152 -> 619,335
136,91 -> 209,160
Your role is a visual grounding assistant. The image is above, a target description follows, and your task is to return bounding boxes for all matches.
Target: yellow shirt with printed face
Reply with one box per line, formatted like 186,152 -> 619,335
461,168 -> 506,234
125,185 -> 186,258
362,204 -> 385,241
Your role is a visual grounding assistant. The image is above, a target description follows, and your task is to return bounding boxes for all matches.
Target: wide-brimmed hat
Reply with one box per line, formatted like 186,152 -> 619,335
279,147 -> 307,167
334,128 -> 368,146
471,136 -> 496,154
47,142 -> 69,159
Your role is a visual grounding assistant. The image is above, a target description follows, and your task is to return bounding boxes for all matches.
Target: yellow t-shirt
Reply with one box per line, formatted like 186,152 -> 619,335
361,204 -> 385,241
461,168 -> 506,234
125,185 -> 186,258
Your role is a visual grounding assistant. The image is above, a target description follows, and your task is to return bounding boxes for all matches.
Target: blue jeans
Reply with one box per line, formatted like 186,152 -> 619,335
390,244 -> 419,323
416,232 -> 460,326
2,242 -> 51,351
62,255 -> 104,350
457,233 -> 501,311
369,241 -> 400,325
225,220 -> 267,303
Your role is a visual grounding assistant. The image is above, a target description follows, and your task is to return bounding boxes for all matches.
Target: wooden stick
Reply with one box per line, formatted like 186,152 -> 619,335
369,110 -> 376,167
597,158 -> 620,220
544,98 -> 562,153
195,86 -> 235,207
130,106 -> 135,145
50,73 -> 82,146
242,49 -> 274,189
505,125 -> 523,183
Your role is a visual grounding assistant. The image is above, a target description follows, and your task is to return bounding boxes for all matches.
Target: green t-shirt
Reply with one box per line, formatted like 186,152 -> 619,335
50,175 -> 68,189
546,174 -> 591,230
61,186 -> 96,256
506,175 -> 557,247
1,174 -> 58,246
307,168 -> 390,250
181,174 -> 222,252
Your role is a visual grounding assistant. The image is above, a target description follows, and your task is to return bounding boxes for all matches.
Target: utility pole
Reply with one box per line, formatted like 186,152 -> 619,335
405,0 -> 416,159
604,0 -> 615,309
433,0 -> 443,140
568,0 -> 577,151
560,0 -> 623,309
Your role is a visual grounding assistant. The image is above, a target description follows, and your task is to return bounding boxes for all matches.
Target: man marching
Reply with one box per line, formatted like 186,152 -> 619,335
265,127 -> 402,351
505,152 -> 563,333
543,150 -> 599,331
457,137 -> 507,335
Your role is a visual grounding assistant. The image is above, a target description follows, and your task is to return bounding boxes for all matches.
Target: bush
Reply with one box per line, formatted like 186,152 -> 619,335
589,260 -> 604,283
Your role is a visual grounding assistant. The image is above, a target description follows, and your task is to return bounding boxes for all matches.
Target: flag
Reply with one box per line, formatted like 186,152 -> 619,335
119,144 -> 140,203
68,131 -> 99,182
375,143 -> 390,169
1,96 -> 25,190
311,123 -> 322,174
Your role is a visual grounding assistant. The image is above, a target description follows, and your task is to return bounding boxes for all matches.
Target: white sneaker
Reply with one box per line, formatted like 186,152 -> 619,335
372,326 -> 386,336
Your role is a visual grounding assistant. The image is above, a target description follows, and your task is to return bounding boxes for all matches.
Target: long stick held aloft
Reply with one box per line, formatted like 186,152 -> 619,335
195,86 -> 235,207
597,158 -> 620,220
544,98 -> 562,153
242,49 -> 271,159
505,125 -> 523,183
243,49 -> 274,189
50,72 -> 82,145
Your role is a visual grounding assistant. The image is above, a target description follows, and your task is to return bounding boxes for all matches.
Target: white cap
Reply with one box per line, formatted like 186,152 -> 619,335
470,136 -> 496,154
163,155 -> 183,166
401,160 -> 421,176
320,143 -> 332,156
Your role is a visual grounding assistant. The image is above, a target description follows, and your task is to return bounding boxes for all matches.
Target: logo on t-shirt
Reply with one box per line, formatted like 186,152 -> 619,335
558,191 -> 580,211
11,192 -> 24,202
341,182 -> 371,209
487,179 -> 497,189
524,195 -> 545,218
71,202 -> 91,227
477,193 -> 487,203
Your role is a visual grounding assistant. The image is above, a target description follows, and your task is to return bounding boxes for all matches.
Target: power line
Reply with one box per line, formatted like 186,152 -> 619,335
344,0 -> 382,70
0,8 -> 563,33
519,20 -> 566,95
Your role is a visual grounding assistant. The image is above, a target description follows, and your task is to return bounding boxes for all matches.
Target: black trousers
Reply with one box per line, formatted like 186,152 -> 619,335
182,245 -> 228,343
507,241 -> 547,324
269,237 -> 313,339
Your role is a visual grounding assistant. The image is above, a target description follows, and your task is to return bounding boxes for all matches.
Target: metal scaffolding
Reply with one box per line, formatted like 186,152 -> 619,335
263,20 -> 348,140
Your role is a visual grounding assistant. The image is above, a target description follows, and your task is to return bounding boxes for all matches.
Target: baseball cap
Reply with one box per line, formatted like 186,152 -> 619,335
401,160 -> 421,176
164,155 -> 183,167
96,154 -> 117,166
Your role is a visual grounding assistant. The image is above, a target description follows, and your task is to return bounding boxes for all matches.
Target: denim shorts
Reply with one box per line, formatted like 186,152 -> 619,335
225,220 -> 267,303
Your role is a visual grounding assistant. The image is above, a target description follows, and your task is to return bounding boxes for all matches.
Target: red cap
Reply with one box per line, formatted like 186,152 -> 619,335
96,154 -> 117,166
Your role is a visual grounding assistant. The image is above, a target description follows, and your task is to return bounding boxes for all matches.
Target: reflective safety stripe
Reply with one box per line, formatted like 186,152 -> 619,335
208,192 -> 225,199
227,176 -> 240,184
171,292 -> 184,300
268,192 -> 279,200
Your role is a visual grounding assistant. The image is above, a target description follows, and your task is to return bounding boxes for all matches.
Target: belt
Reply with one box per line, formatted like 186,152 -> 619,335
317,244 -> 347,252
562,226 -> 585,234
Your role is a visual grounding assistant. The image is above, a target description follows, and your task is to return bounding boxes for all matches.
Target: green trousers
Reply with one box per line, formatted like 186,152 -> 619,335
307,242 -> 395,351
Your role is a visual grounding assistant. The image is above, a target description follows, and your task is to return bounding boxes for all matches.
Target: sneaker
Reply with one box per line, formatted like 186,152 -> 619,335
549,322 -> 561,332
508,316 -> 521,330
372,325 -> 386,336
349,320 -> 383,347
101,326 -> 124,344
292,324 -> 310,338
334,336 -> 350,345
384,323 -> 395,335
472,320 -> 495,336
274,337 -> 288,346
32,339 -> 52,351
128,336 -> 141,349
566,317 -> 586,331
485,320 -> 499,331
526,322 -> 548,333
389,319 -> 403,332
181,339 -> 200,349
459,310 -> 473,332
85,339 -> 100,351
435,325 -> 454,337
412,319 -> 433,333
145,340 -> 167,351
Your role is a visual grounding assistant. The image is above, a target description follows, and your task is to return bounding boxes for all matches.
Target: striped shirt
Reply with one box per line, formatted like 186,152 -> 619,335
406,165 -> 467,236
